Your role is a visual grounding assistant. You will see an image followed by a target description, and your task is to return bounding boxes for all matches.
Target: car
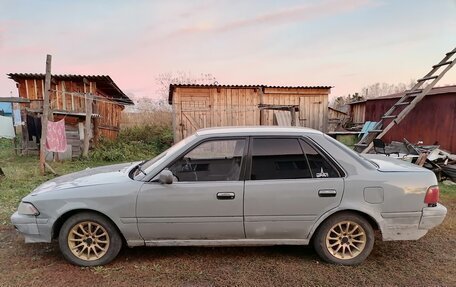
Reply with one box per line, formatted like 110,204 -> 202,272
11,126 -> 447,266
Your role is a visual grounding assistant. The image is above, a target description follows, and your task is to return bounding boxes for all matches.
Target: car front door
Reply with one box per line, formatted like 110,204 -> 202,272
136,138 -> 247,241
244,137 -> 344,239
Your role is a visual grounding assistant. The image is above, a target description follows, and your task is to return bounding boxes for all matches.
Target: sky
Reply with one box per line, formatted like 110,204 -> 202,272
0,0 -> 455,102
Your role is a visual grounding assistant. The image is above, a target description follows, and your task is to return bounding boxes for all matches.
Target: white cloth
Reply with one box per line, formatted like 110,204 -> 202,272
13,109 -> 23,126
0,115 -> 15,139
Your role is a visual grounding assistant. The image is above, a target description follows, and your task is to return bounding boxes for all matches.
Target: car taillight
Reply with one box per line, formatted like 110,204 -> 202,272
424,186 -> 439,207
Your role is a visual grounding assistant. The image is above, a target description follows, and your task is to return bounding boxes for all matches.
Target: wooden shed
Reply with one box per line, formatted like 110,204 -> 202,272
169,84 -> 331,142
8,73 -> 133,157
363,85 -> 456,153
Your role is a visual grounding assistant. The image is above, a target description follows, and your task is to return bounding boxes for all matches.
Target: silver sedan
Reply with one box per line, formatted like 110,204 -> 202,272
11,127 -> 447,266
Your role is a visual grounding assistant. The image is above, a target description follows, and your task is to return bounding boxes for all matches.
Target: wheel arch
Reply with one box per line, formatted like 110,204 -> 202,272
309,209 -> 381,241
52,209 -> 126,244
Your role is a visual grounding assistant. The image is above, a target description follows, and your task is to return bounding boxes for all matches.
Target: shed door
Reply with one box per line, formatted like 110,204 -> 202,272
299,96 -> 328,132
180,97 -> 210,140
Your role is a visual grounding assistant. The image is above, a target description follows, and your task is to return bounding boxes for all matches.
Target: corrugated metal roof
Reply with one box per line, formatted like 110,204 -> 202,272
7,73 -> 133,105
347,86 -> 456,105
347,100 -> 367,105
368,85 -> 456,101
168,84 -> 332,104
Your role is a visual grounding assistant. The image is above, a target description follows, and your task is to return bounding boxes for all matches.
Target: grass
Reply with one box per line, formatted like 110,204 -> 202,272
441,182 -> 456,196
120,110 -> 172,129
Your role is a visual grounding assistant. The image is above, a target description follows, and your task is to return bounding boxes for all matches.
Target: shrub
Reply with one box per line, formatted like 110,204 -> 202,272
91,125 -> 173,162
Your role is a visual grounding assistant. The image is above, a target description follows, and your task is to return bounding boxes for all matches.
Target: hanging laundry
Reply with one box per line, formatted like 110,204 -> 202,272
26,114 -> 42,143
0,115 -> 15,139
13,109 -> 22,126
45,119 -> 67,153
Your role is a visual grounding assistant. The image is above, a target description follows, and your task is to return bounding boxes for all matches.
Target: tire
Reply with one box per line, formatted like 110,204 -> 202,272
58,212 -> 122,266
313,212 -> 374,265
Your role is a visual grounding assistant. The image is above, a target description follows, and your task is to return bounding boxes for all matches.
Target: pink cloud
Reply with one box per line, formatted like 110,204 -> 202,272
166,0 -> 373,38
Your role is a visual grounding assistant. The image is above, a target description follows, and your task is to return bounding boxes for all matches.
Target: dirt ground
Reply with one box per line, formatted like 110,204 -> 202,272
0,196 -> 454,287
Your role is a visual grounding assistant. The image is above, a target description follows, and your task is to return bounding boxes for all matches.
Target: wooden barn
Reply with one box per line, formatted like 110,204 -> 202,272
363,86 -> 456,152
8,73 -> 133,157
349,86 -> 456,153
169,84 -> 331,142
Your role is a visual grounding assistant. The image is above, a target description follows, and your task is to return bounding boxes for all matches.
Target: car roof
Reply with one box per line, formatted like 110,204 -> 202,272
195,126 -> 323,136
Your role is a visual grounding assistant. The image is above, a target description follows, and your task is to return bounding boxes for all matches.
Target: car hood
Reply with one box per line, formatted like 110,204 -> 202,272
30,162 -> 140,195
362,154 -> 428,172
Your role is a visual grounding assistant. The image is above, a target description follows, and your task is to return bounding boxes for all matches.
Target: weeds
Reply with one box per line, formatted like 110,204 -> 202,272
91,125 -> 173,162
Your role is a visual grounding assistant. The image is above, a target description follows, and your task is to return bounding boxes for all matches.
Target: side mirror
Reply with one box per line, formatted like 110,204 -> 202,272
158,169 -> 174,184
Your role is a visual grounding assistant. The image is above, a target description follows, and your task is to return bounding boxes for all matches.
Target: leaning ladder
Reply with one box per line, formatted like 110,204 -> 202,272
355,47 -> 456,153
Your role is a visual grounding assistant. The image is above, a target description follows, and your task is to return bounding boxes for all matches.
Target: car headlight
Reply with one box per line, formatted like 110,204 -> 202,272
18,202 -> 40,216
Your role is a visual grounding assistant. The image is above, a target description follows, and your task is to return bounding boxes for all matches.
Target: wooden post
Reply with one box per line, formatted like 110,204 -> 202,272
259,87 -> 265,125
21,109 -> 29,155
82,93 -> 93,157
39,55 -> 52,175
11,102 -> 18,155
291,107 -> 297,126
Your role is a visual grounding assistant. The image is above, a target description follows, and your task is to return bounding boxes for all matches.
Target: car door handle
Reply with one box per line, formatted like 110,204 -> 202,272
217,192 -> 235,200
318,189 -> 337,197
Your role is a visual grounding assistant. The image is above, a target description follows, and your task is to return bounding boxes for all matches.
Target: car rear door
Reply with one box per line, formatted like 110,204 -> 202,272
244,137 -> 344,239
136,137 -> 247,240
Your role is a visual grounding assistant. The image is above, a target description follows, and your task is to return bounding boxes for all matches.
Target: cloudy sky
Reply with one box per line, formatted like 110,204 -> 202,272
0,0 -> 455,101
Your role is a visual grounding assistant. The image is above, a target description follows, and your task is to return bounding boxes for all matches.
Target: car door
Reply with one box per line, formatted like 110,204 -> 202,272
136,138 -> 247,241
244,137 -> 344,239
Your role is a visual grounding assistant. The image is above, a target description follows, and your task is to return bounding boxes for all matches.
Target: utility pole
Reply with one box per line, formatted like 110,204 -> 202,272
39,55 -> 52,175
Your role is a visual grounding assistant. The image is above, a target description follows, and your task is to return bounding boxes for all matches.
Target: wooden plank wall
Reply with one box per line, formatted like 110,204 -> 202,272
97,101 -> 123,139
350,103 -> 366,124
172,87 -> 330,142
16,78 -> 123,140
173,87 -> 260,141
328,108 -> 347,120
262,88 -> 328,131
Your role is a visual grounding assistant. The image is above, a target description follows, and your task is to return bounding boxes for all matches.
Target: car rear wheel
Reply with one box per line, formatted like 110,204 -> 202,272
313,212 -> 374,265
58,212 -> 122,266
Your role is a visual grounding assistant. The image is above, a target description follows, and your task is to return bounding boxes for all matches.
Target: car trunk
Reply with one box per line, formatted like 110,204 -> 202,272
362,154 -> 426,172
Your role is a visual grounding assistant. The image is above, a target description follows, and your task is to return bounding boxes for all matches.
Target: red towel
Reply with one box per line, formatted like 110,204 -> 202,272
45,119 -> 67,152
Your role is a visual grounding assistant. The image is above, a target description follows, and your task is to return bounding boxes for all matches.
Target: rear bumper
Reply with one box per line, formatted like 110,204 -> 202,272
419,203 -> 447,230
380,203 -> 447,241
10,212 -> 52,243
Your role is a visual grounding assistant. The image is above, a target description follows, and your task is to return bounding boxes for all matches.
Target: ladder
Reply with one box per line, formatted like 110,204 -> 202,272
355,47 -> 456,153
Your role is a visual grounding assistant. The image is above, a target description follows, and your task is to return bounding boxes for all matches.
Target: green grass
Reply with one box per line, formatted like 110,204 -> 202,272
440,182 -> 456,196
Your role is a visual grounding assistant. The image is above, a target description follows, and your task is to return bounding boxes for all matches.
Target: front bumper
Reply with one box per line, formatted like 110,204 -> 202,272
419,203 -> 447,230
10,212 -> 52,243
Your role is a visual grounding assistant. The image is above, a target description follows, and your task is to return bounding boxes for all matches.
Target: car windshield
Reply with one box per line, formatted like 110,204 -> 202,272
133,134 -> 196,180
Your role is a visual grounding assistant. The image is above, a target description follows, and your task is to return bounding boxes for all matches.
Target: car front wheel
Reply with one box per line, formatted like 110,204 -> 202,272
313,212 -> 374,265
58,212 -> 122,266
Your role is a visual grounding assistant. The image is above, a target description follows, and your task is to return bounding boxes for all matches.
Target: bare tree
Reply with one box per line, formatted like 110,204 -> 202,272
361,80 -> 416,99
155,71 -> 217,106
331,93 -> 365,111
124,71 -> 217,113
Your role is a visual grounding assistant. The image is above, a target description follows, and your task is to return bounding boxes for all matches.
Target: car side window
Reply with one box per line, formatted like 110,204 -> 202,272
250,138 -> 312,180
299,139 -> 340,178
168,139 -> 245,182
